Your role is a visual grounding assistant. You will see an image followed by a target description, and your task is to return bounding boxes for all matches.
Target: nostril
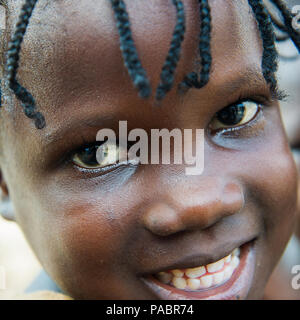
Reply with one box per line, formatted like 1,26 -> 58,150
142,203 -> 182,237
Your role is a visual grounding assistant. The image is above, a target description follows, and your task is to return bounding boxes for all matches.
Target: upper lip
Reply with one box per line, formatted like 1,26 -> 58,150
140,235 -> 256,276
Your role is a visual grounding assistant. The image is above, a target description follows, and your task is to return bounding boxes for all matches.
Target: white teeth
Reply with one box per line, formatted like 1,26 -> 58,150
201,275 -> 213,288
187,279 -> 201,290
223,265 -> 234,281
157,272 -> 172,284
185,266 -> 206,278
171,269 -> 184,277
230,256 -> 239,269
233,248 -> 240,257
155,247 -> 241,291
225,254 -> 231,263
213,271 -> 224,285
172,277 -> 186,289
207,259 -> 224,273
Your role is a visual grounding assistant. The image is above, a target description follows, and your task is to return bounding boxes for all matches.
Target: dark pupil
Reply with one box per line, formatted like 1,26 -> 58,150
79,145 -> 99,165
216,103 -> 245,126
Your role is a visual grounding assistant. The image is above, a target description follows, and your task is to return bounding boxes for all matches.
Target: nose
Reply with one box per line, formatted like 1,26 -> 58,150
142,179 -> 244,237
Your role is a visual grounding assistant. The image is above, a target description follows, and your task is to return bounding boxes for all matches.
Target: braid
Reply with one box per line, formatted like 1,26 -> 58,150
179,0 -> 212,92
6,0 -> 45,129
110,0 -> 151,99
269,0 -> 300,52
269,11 -> 287,33
155,0 -> 185,101
248,0 -> 278,92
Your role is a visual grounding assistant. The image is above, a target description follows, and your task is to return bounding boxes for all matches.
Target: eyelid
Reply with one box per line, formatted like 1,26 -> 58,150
235,96 -> 270,107
229,84 -> 282,109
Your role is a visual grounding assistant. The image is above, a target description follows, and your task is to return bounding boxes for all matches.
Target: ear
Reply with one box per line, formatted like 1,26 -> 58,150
0,171 -> 15,221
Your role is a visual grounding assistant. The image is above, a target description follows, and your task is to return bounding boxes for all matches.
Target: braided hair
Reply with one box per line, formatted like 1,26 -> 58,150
248,0 -> 278,92
6,0 -> 45,129
3,0 -> 300,129
155,0 -> 185,101
110,0 -> 151,99
269,0 -> 300,52
179,0 -> 212,93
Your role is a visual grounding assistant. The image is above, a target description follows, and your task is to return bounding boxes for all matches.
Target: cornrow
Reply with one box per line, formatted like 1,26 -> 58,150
155,0 -> 185,101
179,0 -> 212,92
110,0 -> 151,99
269,0 -> 300,52
248,0 -> 278,92
6,0 -> 45,129
269,9 -> 297,59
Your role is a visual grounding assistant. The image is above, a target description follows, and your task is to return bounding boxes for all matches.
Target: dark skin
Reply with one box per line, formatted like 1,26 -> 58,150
0,0 -> 298,299
264,57 -> 300,300
281,70 -> 300,238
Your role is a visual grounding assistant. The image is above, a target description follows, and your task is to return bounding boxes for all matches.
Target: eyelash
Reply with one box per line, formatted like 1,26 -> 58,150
72,160 -> 123,175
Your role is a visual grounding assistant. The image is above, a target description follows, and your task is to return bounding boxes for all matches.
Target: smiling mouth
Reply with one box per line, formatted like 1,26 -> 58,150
155,247 -> 240,291
142,242 -> 255,300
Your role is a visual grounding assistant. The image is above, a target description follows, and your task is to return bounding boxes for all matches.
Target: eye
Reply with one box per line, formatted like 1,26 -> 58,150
209,101 -> 260,131
72,142 -> 120,169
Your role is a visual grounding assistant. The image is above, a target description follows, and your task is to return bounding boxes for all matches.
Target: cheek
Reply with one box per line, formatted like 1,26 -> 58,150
239,129 -> 298,285
246,131 -> 297,237
28,184 -> 143,296
244,142 -> 298,298
38,199 -> 130,272
247,146 -> 297,236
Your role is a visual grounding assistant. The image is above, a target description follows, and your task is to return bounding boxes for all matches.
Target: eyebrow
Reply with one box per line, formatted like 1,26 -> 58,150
208,66 -> 286,103
44,114 -> 117,146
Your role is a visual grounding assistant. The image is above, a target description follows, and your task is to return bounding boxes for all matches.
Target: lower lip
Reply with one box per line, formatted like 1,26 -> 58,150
142,243 -> 255,300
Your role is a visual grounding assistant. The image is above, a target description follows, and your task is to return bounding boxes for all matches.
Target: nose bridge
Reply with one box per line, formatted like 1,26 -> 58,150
142,176 -> 244,236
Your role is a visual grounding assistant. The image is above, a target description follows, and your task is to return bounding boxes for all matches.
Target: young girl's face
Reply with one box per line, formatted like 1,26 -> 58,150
0,0 -> 298,299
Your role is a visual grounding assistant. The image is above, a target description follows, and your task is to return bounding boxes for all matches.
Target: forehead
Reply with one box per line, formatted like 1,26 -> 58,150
5,0 -> 263,136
